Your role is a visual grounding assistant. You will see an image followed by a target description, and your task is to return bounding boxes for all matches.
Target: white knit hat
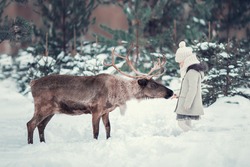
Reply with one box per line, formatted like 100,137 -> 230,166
175,41 -> 193,63
183,54 -> 200,69
176,41 -> 200,78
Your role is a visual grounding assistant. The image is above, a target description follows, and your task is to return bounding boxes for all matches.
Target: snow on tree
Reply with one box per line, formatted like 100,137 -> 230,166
193,40 -> 250,106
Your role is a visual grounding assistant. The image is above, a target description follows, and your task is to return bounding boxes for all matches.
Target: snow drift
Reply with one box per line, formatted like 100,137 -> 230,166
0,79 -> 249,167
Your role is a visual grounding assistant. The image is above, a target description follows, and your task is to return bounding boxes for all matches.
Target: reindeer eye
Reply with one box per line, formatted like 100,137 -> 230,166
150,83 -> 158,89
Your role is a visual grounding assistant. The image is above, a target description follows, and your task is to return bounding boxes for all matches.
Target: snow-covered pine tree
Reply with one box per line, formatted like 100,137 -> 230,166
18,0 -> 103,93
0,0 -> 32,85
16,42 -> 106,94
194,40 -> 249,106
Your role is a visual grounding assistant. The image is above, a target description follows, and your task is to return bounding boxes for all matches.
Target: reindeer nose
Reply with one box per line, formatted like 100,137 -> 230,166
165,89 -> 173,99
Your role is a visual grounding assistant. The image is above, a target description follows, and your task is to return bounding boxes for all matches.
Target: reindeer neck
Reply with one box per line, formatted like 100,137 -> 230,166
113,77 -> 142,101
127,79 -> 143,99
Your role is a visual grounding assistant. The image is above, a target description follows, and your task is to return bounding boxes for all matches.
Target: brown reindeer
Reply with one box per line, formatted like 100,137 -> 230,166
27,47 -> 173,144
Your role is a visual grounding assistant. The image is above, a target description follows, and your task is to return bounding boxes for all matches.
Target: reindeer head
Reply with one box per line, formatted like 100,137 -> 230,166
137,78 -> 173,99
104,44 -> 173,99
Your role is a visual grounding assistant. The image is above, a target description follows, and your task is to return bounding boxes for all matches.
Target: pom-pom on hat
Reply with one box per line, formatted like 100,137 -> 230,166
175,41 -> 193,63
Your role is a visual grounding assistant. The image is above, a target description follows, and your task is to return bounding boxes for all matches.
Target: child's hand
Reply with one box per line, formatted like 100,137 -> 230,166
171,94 -> 179,99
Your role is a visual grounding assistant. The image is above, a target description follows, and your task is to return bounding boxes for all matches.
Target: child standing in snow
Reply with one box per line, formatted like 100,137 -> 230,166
173,41 -> 207,132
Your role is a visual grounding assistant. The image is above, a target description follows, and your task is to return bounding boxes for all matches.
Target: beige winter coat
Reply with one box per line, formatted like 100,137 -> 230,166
174,69 -> 204,116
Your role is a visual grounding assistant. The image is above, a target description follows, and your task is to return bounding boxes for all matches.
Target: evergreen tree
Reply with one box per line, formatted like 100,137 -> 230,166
0,0 -> 32,45
95,0 -> 181,77
8,16 -> 32,45
0,0 -> 9,44
184,0 -> 214,42
194,40 -> 250,106
0,0 -> 32,85
211,0 -> 250,42
33,0 -> 98,57
97,0 -> 181,51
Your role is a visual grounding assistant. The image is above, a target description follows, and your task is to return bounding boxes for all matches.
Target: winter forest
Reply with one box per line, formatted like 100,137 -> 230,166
0,0 -> 249,167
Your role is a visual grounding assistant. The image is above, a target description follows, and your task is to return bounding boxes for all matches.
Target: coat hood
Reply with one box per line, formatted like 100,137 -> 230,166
187,62 -> 208,72
186,62 -> 208,79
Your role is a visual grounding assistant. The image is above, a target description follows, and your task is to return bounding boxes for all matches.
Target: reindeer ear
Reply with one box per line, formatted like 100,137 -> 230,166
138,79 -> 148,87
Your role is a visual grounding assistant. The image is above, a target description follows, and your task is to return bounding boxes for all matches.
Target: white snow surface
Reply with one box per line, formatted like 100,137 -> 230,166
0,79 -> 250,167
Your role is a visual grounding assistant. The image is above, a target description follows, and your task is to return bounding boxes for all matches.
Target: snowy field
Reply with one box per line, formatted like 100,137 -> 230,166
0,79 -> 249,167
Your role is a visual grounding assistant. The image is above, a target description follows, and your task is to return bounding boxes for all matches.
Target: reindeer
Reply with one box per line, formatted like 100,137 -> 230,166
26,46 -> 173,144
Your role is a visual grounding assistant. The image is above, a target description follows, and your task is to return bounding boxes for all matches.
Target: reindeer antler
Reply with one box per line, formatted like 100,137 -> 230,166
104,44 -> 166,79
146,55 -> 167,79
103,48 -> 139,79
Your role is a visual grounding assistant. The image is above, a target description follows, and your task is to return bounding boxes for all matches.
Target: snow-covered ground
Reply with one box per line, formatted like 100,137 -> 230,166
0,79 -> 249,167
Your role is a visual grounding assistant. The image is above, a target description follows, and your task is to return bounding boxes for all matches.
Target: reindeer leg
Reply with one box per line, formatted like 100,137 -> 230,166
27,117 -> 36,144
102,113 -> 111,139
27,114 -> 44,144
37,114 -> 54,143
92,112 -> 101,139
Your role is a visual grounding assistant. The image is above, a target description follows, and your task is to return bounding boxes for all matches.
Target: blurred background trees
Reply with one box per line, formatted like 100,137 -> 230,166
0,0 -> 32,45
32,0 -> 98,57
0,0 -> 249,105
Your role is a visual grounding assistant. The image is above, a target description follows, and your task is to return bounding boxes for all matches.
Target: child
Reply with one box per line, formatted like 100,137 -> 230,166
173,41 -> 207,132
